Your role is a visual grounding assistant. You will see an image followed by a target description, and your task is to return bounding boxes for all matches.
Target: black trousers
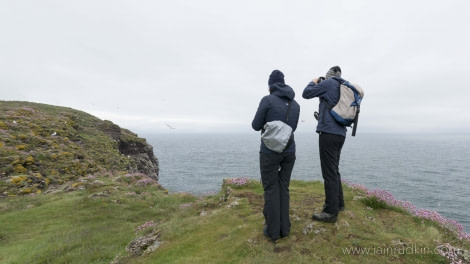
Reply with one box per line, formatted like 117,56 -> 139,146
319,133 -> 345,216
260,151 -> 296,240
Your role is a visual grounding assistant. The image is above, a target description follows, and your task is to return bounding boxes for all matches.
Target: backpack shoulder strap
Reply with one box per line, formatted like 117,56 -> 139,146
285,100 -> 292,122
331,76 -> 345,84
284,100 -> 294,149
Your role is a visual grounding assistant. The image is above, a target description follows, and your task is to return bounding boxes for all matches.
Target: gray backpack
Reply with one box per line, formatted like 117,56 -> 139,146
330,77 -> 364,136
261,101 -> 293,153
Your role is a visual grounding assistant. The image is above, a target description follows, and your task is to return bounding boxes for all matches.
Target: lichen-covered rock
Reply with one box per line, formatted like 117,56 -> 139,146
126,231 -> 160,256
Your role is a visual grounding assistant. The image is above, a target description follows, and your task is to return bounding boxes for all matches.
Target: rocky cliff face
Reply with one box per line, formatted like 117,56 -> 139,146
0,101 -> 159,196
100,120 -> 159,180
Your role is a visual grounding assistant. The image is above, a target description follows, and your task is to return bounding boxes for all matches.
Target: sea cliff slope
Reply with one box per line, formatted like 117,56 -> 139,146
0,101 -> 159,196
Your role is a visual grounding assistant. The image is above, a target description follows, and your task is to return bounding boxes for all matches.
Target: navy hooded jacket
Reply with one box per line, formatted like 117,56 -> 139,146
302,77 -> 347,137
252,83 -> 300,153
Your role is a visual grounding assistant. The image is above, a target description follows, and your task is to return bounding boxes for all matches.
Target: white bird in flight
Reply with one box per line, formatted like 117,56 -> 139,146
165,123 -> 175,129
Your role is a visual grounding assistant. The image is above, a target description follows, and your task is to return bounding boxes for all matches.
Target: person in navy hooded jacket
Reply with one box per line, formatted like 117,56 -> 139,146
302,66 -> 346,223
252,69 -> 300,242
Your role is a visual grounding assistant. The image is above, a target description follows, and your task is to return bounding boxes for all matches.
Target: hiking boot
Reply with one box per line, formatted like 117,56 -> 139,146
312,212 -> 338,223
263,225 -> 268,237
263,225 -> 280,243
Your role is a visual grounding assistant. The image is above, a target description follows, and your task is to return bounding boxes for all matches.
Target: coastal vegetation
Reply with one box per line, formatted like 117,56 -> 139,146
1,175 -> 469,263
1,101 -> 468,263
0,101 -> 158,197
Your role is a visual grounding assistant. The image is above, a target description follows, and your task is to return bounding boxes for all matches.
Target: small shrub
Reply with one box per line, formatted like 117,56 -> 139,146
11,175 -> 28,185
0,120 -> 8,129
13,164 -> 27,173
71,182 -> 85,188
25,156 -> 35,165
363,196 -> 389,209
15,145 -> 26,151
60,151 -> 73,158
19,187 -> 35,195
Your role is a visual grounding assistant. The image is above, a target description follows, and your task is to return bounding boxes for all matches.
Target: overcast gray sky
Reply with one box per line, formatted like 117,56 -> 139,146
2,0 -> 470,134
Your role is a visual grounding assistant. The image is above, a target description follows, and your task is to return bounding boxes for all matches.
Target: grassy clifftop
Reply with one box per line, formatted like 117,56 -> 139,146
0,101 -> 158,197
0,174 -> 469,263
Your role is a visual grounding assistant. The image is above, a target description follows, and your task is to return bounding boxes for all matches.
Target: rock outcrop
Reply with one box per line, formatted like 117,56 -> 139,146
100,120 -> 159,181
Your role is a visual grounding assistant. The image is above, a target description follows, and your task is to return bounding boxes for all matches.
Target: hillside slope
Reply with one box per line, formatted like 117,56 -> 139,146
0,101 -> 159,196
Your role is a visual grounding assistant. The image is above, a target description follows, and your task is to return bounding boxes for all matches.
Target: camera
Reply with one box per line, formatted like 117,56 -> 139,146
317,76 -> 325,84
314,111 -> 319,120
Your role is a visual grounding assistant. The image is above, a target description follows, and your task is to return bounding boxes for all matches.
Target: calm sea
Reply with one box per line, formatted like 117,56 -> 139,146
145,132 -> 470,232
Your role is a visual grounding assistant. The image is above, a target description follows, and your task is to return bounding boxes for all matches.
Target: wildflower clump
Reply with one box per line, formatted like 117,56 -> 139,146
224,177 -> 252,187
436,243 -> 470,264
414,208 -> 470,241
342,180 -> 470,263
368,189 -> 469,241
342,180 -> 470,242
117,173 -> 158,187
344,181 -> 368,194
136,177 -> 157,187
179,203 -> 192,209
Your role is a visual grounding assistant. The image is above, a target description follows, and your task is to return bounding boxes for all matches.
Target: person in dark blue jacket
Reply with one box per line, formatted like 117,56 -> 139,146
302,66 -> 346,223
252,69 -> 300,242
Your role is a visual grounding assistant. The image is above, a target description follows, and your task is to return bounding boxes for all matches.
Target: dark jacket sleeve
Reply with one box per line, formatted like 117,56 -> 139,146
303,79 -> 339,106
302,82 -> 327,99
252,96 -> 269,131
